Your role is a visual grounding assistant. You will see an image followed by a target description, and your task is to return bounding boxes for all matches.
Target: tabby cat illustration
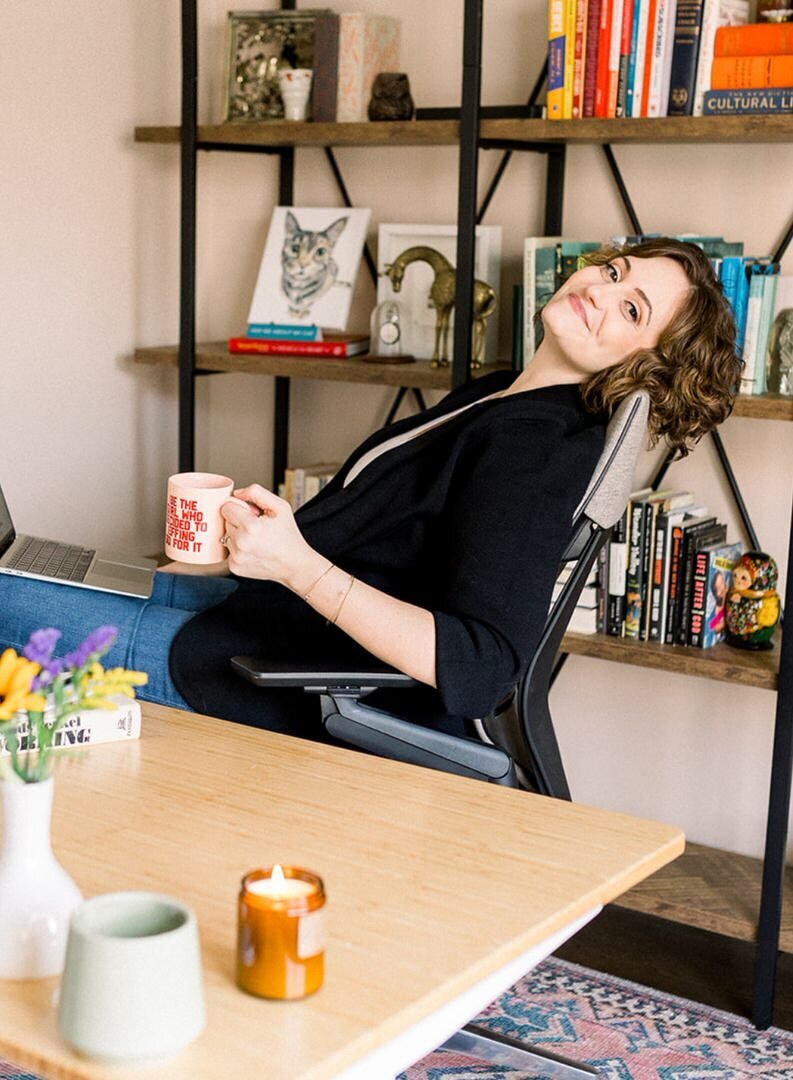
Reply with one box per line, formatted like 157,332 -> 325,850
280,211 -> 349,317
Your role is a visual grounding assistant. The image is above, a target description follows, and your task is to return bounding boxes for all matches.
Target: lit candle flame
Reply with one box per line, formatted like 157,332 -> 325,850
271,864 -> 285,889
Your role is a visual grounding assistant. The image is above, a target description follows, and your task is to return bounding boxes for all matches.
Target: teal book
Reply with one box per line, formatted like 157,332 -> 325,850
246,323 -> 323,341
753,270 -> 780,396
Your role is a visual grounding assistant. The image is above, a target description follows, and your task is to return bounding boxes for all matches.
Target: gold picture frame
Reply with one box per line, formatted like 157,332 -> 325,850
223,9 -> 328,122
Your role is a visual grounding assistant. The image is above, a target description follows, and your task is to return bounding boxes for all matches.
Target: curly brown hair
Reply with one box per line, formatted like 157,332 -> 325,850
577,238 -> 742,457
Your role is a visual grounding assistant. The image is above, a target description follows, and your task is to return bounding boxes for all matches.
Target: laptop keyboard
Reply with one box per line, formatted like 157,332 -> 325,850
7,536 -> 96,582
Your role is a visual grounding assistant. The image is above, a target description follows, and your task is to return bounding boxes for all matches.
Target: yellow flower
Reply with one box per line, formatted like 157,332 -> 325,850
76,662 -> 148,710
0,648 -> 47,721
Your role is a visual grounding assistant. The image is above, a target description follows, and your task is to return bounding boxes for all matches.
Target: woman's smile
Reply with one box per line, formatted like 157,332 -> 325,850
569,293 -> 590,329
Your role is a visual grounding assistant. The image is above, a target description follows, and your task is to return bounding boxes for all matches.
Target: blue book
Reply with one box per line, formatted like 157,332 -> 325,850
703,89 -> 793,116
626,0 -> 644,119
719,256 -> 742,320
754,270 -> 780,396
732,257 -> 754,356
246,323 -> 323,341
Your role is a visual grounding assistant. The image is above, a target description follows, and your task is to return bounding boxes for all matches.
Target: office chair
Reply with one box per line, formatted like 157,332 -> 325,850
233,388 -> 650,798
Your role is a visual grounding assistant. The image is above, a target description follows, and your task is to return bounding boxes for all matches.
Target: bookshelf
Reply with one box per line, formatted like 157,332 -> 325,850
135,0 -> 793,1033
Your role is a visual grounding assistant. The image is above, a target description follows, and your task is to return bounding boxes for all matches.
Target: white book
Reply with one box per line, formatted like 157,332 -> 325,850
741,274 -> 765,395
766,275 -> 793,395
692,0 -> 750,117
2,697 -> 142,755
656,0 -> 679,117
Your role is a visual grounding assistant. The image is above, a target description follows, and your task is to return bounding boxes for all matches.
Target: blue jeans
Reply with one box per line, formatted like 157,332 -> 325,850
0,572 -> 238,709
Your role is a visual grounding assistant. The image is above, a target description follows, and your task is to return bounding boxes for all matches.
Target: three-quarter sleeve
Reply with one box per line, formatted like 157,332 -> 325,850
431,413 -> 600,718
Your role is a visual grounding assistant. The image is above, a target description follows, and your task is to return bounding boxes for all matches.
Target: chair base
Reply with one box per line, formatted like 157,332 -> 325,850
440,1022 -> 599,1078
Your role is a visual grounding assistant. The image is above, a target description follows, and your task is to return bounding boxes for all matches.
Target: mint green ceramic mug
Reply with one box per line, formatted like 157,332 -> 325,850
57,891 -> 205,1064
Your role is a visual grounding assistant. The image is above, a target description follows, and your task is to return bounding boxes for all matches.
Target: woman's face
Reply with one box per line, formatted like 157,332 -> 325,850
540,254 -> 691,380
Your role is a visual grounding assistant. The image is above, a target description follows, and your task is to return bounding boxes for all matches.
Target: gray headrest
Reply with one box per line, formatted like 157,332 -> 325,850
574,390 -> 650,529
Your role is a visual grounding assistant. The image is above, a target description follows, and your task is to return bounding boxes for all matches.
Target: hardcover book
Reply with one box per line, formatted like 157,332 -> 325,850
229,333 -> 370,358
711,54 -> 793,89
715,21 -> 793,57
677,520 -> 726,644
583,0 -> 604,115
549,0 -> 567,119
523,236 -> 562,361
766,274 -> 793,395
692,540 -> 742,647
311,12 -> 340,122
667,0 -> 706,115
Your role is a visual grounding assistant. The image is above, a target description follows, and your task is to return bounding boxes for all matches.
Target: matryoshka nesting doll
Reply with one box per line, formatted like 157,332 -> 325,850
725,551 -> 781,650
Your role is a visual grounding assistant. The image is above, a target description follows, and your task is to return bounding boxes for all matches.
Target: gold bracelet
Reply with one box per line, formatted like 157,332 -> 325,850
303,562 -> 334,603
329,574 -> 355,626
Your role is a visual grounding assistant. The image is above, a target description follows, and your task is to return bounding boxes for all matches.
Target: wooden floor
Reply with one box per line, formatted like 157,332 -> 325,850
558,842 -> 793,1031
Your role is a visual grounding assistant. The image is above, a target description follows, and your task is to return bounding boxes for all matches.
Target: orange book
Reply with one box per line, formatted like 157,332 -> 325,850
711,54 -> 793,88
715,22 -> 793,58
640,0 -> 660,115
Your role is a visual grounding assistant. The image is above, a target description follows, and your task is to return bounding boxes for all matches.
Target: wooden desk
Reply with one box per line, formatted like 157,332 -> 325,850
0,704 -> 683,1079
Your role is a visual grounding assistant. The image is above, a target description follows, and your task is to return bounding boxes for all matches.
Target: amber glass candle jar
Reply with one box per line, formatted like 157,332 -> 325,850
236,865 -> 326,1000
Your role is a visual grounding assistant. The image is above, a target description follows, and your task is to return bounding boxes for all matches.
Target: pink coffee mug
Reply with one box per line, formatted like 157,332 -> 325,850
165,473 -> 248,564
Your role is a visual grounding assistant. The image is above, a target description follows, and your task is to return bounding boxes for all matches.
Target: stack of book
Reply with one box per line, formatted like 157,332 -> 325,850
598,487 -> 741,647
703,22 -> 793,115
229,324 -> 370,359
278,463 -> 340,511
547,0 -> 752,119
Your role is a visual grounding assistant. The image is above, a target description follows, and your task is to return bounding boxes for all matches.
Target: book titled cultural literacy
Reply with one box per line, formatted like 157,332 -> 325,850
229,333 -> 370,358
703,88 -> 793,114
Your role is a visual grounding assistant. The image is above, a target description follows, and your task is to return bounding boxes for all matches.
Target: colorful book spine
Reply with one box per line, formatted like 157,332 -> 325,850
715,22 -> 793,57
640,0 -> 661,114
667,0 -> 706,115
595,0 -> 615,115
624,498 -> 647,639
573,0 -> 590,117
564,0 -> 579,116
1,699 -> 142,755
703,87 -> 793,113
701,542 -> 742,647
664,522 -> 686,644
584,0 -> 604,115
229,338 -> 368,358
607,0 -> 626,114
688,548 -> 712,647
616,0 -> 636,115
712,54 -> 793,89
246,323 -> 323,341
549,0 -> 567,119
647,0 -> 678,115
630,0 -> 652,114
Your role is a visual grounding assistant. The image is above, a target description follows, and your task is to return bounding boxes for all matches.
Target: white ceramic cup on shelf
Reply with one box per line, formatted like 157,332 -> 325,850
277,68 -> 313,120
57,891 -> 205,1065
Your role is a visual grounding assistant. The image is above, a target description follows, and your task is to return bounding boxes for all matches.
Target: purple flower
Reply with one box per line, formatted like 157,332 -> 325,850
62,625 -> 118,670
31,657 -> 66,691
23,628 -> 62,666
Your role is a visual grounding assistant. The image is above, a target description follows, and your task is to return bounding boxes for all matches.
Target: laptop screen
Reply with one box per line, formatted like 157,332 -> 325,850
0,485 -> 16,556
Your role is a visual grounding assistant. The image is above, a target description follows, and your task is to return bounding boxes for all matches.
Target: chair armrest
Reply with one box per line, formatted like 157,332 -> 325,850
231,655 -> 417,695
231,656 -> 517,786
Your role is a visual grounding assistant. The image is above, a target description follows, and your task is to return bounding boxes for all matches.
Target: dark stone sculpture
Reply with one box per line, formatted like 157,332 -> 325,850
368,73 -> 415,121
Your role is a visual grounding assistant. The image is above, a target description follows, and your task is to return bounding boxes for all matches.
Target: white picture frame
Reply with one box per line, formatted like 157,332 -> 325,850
376,223 -> 502,364
247,206 -> 372,331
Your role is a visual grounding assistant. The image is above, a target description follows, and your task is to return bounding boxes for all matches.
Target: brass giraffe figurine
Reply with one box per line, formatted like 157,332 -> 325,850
383,246 -> 497,368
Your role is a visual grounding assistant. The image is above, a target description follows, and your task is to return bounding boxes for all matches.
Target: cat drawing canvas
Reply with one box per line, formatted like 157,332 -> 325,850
248,206 -> 371,331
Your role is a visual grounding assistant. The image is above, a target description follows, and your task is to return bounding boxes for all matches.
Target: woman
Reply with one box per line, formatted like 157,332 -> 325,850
0,238 -> 740,740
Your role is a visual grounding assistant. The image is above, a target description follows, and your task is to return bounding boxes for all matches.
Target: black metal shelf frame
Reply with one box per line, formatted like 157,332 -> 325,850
175,0 -> 793,1031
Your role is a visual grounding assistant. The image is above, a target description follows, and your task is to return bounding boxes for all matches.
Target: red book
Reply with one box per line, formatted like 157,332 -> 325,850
595,0 -> 614,116
583,0 -> 603,116
572,0 -> 589,118
229,335 -> 370,358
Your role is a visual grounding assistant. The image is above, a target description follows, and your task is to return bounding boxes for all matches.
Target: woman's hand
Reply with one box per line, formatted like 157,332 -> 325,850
220,484 -> 323,591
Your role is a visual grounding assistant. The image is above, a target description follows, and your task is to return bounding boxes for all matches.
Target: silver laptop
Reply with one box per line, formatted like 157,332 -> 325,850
0,483 -> 155,598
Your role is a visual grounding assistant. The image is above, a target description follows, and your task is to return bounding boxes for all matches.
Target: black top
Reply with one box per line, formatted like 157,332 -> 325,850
169,371 -> 606,740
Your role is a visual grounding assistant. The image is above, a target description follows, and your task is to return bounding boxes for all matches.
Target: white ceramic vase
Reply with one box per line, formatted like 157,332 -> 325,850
0,777 -> 82,978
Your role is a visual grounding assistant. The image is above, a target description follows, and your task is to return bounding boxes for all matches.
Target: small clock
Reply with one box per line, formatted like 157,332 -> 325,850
370,299 -> 408,358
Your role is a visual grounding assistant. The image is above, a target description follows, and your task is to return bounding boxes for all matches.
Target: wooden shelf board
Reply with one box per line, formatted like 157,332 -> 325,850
732,393 -> 793,421
561,630 -> 780,691
614,841 -> 793,951
135,115 -> 793,150
134,119 -> 460,148
134,343 -> 513,390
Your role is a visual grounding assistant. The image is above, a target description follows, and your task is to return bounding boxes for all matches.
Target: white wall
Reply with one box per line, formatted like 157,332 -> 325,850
2,0 -> 792,857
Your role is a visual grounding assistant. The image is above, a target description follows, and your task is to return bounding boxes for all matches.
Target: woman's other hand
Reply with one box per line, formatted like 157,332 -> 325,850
221,484 -> 321,590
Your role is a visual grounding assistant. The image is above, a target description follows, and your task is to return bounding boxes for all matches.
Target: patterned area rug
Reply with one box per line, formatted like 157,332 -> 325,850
400,957 -> 793,1079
